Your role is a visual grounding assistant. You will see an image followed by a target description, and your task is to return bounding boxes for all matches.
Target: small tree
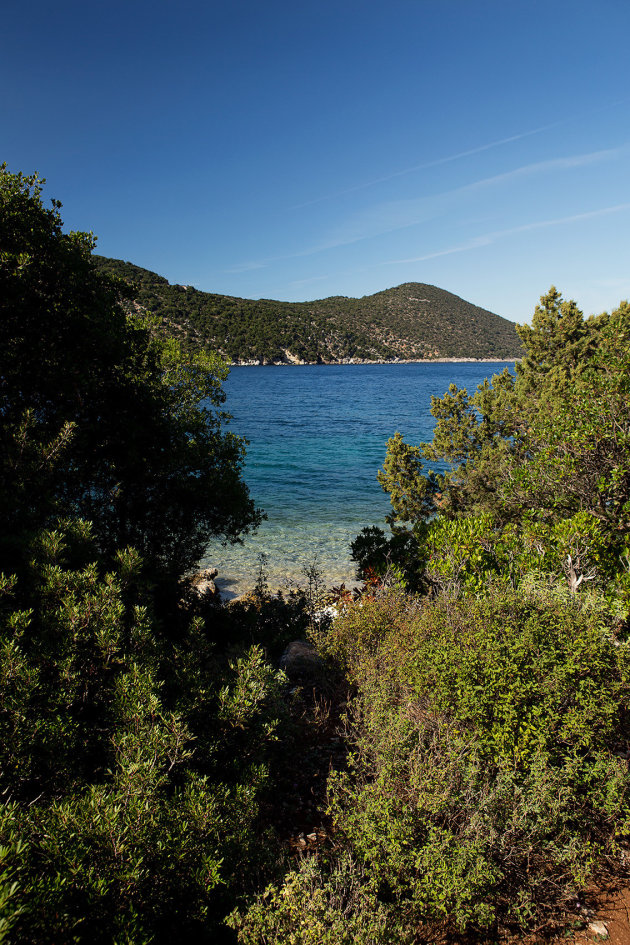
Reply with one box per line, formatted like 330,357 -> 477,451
375,288 -> 630,594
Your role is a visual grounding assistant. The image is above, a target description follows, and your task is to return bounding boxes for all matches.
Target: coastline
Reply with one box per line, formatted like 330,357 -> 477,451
214,358 -> 519,598
230,356 -> 519,366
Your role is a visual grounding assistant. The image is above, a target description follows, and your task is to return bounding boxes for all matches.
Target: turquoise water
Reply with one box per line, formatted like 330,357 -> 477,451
204,362 -> 514,597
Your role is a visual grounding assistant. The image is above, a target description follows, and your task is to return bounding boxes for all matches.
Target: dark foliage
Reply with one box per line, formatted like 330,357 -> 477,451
0,167 -> 286,942
0,168 -> 261,586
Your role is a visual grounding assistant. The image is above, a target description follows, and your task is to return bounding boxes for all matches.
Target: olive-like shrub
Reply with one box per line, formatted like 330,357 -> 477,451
233,585 -> 630,941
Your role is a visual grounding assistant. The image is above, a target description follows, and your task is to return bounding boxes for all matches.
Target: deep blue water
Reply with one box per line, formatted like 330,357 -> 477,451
204,362 -> 514,596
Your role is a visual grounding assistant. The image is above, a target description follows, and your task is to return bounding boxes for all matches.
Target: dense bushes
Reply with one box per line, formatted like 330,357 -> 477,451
0,523 -> 302,942
233,586 -> 630,941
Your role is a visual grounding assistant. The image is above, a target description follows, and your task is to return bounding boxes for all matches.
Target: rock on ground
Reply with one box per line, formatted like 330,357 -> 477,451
190,567 -> 220,598
279,641 -> 324,680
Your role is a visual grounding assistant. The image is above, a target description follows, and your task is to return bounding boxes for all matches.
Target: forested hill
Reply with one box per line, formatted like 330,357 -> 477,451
94,255 -> 523,363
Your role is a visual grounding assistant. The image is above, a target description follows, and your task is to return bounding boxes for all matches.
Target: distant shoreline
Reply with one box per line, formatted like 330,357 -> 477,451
230,357 -> 519,367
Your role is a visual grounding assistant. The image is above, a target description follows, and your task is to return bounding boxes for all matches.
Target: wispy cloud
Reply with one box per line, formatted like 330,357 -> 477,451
383,202 -> 630,266
227,146 -> 626,273
291,147 -> 625,255
287,274 -> 331,288
290,98 -> 630,210
290,122 -> 564,210
458,147 -> 623,190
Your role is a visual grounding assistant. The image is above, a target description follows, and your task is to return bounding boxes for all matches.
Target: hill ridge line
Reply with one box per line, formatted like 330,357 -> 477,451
94,256 -> 523,363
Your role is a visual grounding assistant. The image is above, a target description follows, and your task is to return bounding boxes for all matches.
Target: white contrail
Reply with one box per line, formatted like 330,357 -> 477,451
228,146 -> 624,271
290,98 -> 630,210
384,202 -> 630,266
290,123 -> 563,210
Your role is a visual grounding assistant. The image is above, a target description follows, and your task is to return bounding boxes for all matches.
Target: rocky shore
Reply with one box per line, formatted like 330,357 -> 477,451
232,355 -> 517,366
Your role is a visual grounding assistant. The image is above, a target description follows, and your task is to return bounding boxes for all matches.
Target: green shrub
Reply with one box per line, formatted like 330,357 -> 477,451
229,854 -> 401,945
0,530 -> 292,943
311,588 -> 630,934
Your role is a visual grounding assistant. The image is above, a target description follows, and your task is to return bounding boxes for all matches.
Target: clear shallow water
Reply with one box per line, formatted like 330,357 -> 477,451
204,362 -> 514,597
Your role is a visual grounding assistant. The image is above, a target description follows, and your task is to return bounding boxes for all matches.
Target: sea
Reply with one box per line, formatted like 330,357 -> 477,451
203,361 -> 514,598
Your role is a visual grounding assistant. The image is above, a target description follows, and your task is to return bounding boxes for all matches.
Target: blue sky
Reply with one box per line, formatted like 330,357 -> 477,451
3,0 -> 629,322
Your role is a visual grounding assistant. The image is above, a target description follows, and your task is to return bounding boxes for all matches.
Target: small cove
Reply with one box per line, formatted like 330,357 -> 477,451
203,361 -> 514,597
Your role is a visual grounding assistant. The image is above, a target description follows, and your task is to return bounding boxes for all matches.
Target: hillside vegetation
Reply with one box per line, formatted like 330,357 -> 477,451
94,256 -> 522,362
